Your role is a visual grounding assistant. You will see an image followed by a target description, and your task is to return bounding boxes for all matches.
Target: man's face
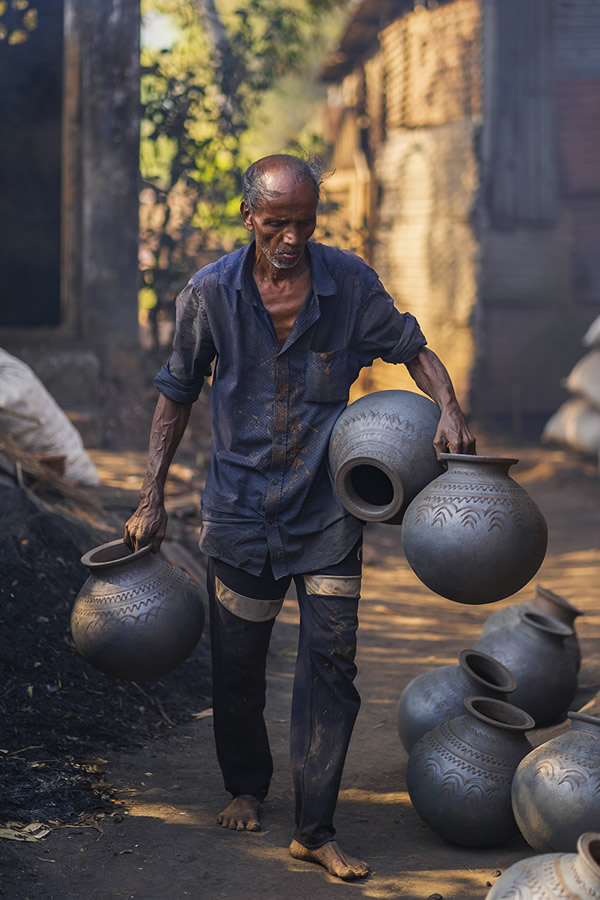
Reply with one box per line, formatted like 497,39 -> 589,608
241,173 -> 318,270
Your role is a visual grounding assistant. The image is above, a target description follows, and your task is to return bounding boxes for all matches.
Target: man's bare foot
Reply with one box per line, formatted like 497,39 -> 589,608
217,794 -> 261,831
289,839 -> 369,880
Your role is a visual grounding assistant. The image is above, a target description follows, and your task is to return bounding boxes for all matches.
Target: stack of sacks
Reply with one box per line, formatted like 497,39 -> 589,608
542,315 -> 600,460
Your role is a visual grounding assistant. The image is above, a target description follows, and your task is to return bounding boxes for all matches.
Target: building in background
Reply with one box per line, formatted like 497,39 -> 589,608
0,0 -> 140,444
321,0 -> 600,431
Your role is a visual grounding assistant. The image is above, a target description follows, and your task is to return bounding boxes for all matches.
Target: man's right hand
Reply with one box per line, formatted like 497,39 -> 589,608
124,497 -> 168,553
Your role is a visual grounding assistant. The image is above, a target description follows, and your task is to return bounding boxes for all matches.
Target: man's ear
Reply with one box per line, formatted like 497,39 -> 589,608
240,200 -> 254,233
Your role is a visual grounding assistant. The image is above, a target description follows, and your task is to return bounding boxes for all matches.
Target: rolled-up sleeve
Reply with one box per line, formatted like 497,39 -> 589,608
353,277 -> 427,366
154,281 -> 216,404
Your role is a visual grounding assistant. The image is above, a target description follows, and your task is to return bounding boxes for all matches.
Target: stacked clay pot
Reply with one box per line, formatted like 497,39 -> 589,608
406,697 -> 535,848
402,454 -> 548,605
328,389 -> 443,524
512,711 -> 600,852
71,539 -> 205,681
474,609 -> 577,727
486,832 -> 600,899
397,649 -> 516,752
481,584 -> 584,671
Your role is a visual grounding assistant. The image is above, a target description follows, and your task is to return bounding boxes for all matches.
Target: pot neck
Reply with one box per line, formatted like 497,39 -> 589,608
535,584 -> 584,622
568,711 -> 600,736
518,609 -> 574,640
80,539 -> 153,572
464,696 -> 535,732
458,649 -> 516,694
439,453 -> 518,476
574,834 -> 600,887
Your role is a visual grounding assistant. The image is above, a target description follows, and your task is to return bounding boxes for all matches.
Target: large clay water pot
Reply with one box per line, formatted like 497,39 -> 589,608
397,648 -> 516,753
511,711 -> 600,852
474,610 -> 577,727
481,584 -> 584,671
401,454 -> 548,605
328,390 -> 443,524
406,697 -> 535,848
71,539 -> 205,681
486,833 -> 600,899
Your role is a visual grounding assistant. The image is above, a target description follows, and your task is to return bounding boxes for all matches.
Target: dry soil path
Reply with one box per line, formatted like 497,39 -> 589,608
4,438 -> 600,900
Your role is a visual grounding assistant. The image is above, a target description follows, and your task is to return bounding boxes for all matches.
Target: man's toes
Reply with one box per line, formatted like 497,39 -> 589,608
247,821 -> 260,832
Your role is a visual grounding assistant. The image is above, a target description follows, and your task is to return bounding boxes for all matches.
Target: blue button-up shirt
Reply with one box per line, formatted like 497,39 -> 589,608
155,240 -> 426,578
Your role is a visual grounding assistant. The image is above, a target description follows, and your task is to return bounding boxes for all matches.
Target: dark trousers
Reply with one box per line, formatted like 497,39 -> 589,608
207,540 -> 362,849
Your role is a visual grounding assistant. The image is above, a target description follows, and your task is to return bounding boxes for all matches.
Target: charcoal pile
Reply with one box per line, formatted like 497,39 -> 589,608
0,482 -> 211,825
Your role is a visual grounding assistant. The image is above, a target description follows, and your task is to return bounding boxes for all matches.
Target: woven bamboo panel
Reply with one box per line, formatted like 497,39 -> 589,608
381,0 -> 482,130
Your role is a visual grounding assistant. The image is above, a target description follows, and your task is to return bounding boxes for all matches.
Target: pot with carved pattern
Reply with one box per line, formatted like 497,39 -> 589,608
71,539 -> 205,681
480,584 -> 584,671
511,711 -> 600,852
328,390 -> 444,525
475,609 -> 577,727
397,648 -> 516,753
401,454 -> 548,605
485,832 -> 600,899
406,696 -> 535,848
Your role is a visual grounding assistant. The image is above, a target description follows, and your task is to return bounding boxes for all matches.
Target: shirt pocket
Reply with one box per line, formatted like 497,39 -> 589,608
305,348 -> 352,403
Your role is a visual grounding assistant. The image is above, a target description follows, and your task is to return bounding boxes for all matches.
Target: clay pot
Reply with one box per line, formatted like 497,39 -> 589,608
475,610 -> 577,727
397,649 -> 516,752
481,584 -> 584,671
71,539 -> 205,681
328,389 -> 443,524
401,454 -> 548,605
486,833 -> 600,899
511,711 -> 600,852
406,697 -> 535,848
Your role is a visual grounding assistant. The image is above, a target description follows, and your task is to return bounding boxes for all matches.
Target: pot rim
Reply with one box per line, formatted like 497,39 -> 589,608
464,696 -> 536,732
80,538 -> 153,570
536,584 -> 584,618
458,649 -> 517,693
519,609 -> 574,638
439,452 -> 519,467
578,833 -> 600,879
335,456 -> 404,522
567,711 -> 600,728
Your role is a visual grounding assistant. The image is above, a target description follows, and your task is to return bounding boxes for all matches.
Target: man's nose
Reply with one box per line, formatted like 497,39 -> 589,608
283,225 -> 300,245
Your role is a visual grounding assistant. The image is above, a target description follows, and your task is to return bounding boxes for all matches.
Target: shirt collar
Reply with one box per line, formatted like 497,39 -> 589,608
218,239 -> 337,297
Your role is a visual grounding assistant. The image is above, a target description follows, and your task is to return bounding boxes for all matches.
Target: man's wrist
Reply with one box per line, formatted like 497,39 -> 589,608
139,480 -> 165,506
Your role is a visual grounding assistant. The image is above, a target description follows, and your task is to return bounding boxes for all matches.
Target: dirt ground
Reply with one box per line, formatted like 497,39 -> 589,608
2,414 -> 599,900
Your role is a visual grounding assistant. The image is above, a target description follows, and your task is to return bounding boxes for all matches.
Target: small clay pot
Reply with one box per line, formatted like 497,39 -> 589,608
328,389 -> 443,524
475,609 -> 577,727
512,711 -> 600,852
71,539 -> 205,681
480,584 -> 584,671
486,833 -> 600,899
402,454 -> 548,605
397,649 -> 516,752
406,697 -> 535,848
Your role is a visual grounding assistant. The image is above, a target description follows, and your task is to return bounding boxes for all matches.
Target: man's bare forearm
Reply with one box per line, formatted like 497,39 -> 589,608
140,394 -> 192,502
406,347 -> 476,455
124,394 -> 192,551
406,347 -> 459,410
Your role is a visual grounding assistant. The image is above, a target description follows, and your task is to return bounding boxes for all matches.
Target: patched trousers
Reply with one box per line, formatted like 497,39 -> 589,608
207,539 -> 362,850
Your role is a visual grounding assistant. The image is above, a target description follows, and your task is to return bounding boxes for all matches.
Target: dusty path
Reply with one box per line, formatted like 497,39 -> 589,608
4,438 -> 600,900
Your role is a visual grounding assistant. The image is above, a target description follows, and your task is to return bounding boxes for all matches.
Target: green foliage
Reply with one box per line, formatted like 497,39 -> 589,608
139,0 -> 348,313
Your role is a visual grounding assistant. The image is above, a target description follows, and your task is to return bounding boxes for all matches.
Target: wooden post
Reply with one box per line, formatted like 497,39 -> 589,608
79,0 -> 140,377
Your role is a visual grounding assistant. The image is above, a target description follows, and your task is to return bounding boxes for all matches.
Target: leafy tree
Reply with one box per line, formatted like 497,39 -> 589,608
139,0 -> 347,335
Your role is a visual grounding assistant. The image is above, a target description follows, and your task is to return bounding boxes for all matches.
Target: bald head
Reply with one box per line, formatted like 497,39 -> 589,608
241,154 -> 322,213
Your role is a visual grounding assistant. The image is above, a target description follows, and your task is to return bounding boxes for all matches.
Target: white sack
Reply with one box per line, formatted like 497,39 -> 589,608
565,350 -> 600,410
0,348 -> 99,485
542,397 -> 600,456
582,315 -> 600,349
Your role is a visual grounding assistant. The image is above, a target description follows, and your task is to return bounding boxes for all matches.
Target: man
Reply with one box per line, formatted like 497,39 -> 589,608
125,154 -> 475,880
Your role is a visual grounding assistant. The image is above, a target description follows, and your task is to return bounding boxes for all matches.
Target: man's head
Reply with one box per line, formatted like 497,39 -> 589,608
240,155 -> 322,271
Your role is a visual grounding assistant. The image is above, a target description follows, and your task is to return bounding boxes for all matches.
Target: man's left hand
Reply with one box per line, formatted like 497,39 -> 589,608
433,403 -> 476,459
